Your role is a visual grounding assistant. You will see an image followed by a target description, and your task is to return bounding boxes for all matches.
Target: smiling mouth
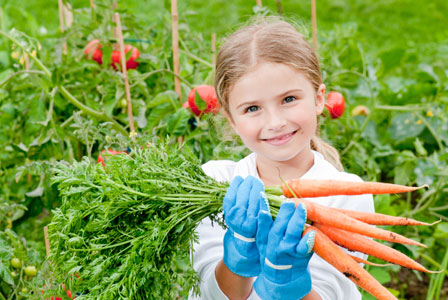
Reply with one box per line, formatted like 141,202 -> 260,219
262,130 -> 298,143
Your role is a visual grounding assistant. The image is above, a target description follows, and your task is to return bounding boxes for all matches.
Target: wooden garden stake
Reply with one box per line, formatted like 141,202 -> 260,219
57,0 -> 68,54
171,0 -> 182,102
211,32 -> 216,66
311,0 -> 318,50
44,226 -> 50,257
114,13 -> 136,135
90,0 -> 96,9
276,0 -> 283,15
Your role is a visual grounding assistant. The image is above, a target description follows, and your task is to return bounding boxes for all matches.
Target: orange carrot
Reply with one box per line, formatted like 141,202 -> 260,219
304,225 -> 398,300
349,255 -> 393,267
281,179 -> 427,198
314,223 -> 440,273
294,198 -> 427,248
332,208 -> 440,226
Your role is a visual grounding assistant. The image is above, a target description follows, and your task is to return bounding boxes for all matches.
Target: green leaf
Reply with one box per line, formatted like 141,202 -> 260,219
147,91 -> 179,110
167,109 -> 190,136
146,102 -> 173,130
394,161 -> 414,185
0,261 -> 14,286
194,90 -> 207,112
369,268 -> 391,285
388,112 -> 425,142
379,47 -> 405,73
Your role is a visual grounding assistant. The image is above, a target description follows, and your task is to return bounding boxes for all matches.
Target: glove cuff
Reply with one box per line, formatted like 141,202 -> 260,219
253,271 -> 312,300
223,230 -> 260,277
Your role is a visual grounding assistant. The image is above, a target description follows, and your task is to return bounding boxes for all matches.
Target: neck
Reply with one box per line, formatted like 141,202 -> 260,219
256,148 -> 315,186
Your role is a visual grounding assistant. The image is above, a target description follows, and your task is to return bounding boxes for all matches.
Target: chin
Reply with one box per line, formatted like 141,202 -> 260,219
257,146 -> 306,163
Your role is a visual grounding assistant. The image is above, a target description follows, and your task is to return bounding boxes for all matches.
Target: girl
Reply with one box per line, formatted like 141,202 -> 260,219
190,18 -> 374,300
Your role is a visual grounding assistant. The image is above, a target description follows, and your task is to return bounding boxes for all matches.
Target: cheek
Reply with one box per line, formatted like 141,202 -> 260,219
233,117 -> 261,140
288,107 -> 317,131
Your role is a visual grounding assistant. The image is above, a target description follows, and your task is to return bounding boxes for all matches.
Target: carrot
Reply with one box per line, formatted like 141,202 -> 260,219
304,225 -> 398,300
294,198 -> 427,248
332,208 -> 441,226
349,255 -> 393,267
314,223 -> 440,273
281,179 -> 427,198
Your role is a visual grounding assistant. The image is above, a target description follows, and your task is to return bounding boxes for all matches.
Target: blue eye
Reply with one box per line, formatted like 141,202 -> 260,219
246,106 -> 259,113
284,96 -> 296,103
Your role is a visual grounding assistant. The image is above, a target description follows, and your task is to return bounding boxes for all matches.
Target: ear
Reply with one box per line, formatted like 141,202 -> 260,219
315,84 -> 326,115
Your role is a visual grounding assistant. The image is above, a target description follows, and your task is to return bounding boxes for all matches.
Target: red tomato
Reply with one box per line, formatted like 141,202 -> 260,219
66,290 -> 72,299
111,45 -> 140,70
187,85 -> 220,116
84,39 -> 103,65
325,91 -> 345,119
97,149 -> 124,166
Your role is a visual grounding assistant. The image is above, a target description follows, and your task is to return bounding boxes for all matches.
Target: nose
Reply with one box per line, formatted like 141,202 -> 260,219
265,109 -> 286,131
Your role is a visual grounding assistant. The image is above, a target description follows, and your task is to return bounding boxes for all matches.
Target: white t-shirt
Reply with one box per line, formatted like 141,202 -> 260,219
189,151 -> 375,300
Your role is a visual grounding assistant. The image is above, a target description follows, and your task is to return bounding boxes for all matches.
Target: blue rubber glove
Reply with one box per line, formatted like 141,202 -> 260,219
254,201 -> 316,300
223,175 -> 265,277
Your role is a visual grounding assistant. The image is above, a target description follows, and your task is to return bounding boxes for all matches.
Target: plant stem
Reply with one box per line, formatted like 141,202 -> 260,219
58,86 -> 127,136
416,112 -> 445,153
0,30 -> 52,78
179,49 -> 214,68
131,68 -> 192,89
341,115 -> 371,155
374,104 -> 428,112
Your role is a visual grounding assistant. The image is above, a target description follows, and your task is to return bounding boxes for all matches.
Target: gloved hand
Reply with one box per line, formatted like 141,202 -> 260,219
223,175 -> 265,277
254,200 -> 316,300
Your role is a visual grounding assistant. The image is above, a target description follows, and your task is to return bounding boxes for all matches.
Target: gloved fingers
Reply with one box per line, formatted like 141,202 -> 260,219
284,203 -> 307,243
256,210 -> 273,255
296,230 -> 316,256
259,190 -> 270,215
223,176 -> 244,214
247,177 -> 264,218
269,201 -> 295,247
234,176 -> 256,211
226,206 -> 247,229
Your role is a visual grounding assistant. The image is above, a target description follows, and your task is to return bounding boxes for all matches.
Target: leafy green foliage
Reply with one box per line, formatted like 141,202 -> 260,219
48,142 -> 228,299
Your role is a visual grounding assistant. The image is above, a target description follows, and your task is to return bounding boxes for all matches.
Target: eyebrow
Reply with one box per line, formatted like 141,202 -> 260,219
236,89 -> 304,110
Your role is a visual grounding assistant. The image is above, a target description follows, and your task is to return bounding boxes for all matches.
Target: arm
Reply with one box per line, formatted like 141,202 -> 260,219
215,260 -> 254,300
303,290 -> 323,300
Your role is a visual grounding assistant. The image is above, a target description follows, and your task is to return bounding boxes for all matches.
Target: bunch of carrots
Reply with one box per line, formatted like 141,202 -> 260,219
271,179 -> 441,300
49,145 -> 442,300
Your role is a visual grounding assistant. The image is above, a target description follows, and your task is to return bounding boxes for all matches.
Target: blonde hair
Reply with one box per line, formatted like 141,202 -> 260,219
214,17 -> 344,171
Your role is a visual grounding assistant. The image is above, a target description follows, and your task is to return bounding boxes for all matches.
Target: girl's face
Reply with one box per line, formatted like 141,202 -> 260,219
226,62 -> 325,163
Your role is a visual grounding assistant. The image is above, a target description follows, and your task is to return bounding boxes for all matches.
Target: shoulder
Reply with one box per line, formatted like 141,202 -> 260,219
306,151 -> 364,182
201,152 -> 258,183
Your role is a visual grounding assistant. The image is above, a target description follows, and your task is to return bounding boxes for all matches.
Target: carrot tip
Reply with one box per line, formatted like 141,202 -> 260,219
420,184 -> 429,189
429,219 -> 442,226
418,242 -> 428,248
